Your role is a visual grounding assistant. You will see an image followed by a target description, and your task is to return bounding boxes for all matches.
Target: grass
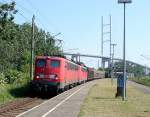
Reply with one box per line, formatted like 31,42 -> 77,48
0,72 -> 31,105
78,79 -> 150,117
130,77 -> 150,87
0,83 -> 30,105
0,84 -> 14,104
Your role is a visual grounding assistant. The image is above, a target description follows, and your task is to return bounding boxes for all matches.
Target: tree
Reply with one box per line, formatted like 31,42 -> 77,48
114,61 -> 145,77
0,1 -> 17,30
0,1 -> 18,72
0,1 -> 62,84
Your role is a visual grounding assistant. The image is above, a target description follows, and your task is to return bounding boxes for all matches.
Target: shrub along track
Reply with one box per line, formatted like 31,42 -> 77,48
0,97 -> 45,117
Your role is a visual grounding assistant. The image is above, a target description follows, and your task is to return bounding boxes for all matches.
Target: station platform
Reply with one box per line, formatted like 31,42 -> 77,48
16,80 -> 99,117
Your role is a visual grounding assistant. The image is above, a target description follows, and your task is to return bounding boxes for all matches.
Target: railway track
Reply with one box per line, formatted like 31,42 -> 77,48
0,97 -> 45,117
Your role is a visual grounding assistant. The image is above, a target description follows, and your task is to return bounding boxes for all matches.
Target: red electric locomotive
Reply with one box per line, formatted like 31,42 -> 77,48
31,56 -> 87,94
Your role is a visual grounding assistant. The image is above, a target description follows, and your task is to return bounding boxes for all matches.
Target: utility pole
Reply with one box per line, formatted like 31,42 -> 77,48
101,16 -> 104,59
98,60 -> 100,69
101,16 -> 104,68
109,15 -> 112,78
30,15 -> 35,81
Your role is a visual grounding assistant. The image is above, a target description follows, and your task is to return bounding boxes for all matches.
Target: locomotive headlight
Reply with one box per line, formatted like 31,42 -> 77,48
36,75 -> 39,79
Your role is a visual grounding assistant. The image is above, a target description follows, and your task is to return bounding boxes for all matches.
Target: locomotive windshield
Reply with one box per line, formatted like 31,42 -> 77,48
36,59 -> 46,67
50,60 -> 60,68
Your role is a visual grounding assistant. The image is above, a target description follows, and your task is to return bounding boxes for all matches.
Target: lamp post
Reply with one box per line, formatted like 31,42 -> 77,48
118,0 -> 132,100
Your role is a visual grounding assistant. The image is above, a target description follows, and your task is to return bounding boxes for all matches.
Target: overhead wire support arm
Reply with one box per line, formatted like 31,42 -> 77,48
103,32 -> 111,35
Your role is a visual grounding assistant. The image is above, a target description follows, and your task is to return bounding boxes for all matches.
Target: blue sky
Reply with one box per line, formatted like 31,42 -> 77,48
2,0 -> 150,68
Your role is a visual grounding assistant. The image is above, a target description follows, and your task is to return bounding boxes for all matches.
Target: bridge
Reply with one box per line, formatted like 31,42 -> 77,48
63,52 -> 150,75
63,52 -> 110,68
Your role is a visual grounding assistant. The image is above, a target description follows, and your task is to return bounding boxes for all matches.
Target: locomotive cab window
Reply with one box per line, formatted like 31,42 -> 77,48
82,67 -> 87,72
51,60 -> 60,68
36,59 -> 46,67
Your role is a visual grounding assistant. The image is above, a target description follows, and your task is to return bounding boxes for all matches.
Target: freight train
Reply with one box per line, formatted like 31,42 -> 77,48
31,56 -> 105,94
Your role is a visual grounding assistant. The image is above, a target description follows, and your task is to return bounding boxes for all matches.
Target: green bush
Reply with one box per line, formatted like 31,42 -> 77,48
0,72 -> 6,84
0,71 -> 30,104
14,73 -> 29,84
21,64 -> 30,73
4,69 -> 22,84
4,69 -> 29,84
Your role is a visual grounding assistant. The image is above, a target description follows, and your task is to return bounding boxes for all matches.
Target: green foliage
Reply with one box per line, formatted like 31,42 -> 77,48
0,1 -> 17,30
0,72 -> 6,84
98,67 -> 104,71
4,69 -> 23,84
0,1 -> 62,81
17,50 -> 30,72
0,1 -> 63,104
130,77 -> 150,87
114,61 -> 145,77
0,69 -> 29,84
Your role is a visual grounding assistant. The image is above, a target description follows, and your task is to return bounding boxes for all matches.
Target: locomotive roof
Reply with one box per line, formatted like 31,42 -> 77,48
36,56 -> 64,59
36,56 -> 87,67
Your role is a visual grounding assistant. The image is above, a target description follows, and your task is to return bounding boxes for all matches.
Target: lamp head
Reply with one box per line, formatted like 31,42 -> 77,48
118,0 -> 132,3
